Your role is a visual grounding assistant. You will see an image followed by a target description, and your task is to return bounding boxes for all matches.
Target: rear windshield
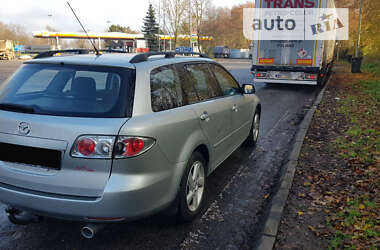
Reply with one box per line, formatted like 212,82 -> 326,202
0,63 -> 135,118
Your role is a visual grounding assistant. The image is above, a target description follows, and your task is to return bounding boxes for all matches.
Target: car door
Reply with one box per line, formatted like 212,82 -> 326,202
182,63 -> 232,169
209,63 -> 252,150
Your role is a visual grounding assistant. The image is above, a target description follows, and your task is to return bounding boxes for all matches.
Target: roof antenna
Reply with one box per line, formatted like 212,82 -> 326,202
66,1 -> 100,55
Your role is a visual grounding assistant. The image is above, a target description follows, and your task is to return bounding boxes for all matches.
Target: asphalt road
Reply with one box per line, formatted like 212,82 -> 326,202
0,59 -> 321,250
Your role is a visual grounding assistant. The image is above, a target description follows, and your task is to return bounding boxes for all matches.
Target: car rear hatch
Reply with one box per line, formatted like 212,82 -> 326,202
0,113 -> 128,197
0,62 -> 135,198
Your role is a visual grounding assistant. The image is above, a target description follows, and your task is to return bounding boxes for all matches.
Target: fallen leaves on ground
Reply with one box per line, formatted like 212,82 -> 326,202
275,62 -> 380,250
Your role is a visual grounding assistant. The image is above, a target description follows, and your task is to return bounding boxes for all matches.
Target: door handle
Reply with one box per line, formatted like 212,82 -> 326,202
200,112 -> 210,121
232,105 -> 238,112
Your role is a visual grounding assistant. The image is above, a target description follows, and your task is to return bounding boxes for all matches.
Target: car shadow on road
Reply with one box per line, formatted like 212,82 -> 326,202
259,83 -> 321,92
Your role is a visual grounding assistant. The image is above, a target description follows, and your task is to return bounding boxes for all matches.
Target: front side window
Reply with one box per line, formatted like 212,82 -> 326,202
150,65 -> 184,112
0,63 -> 134,118
184,63 -> 222,101
210,64 -> 241,96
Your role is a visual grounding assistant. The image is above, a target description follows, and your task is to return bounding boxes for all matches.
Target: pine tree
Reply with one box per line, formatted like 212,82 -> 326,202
142,4 -> 159,52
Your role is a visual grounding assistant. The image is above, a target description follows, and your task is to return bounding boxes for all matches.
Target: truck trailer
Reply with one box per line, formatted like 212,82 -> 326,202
251,0 -> 336,85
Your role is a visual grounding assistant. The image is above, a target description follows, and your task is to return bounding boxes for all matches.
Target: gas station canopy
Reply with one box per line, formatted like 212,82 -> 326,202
33,32 -> 145,40
33,31 -> 213,41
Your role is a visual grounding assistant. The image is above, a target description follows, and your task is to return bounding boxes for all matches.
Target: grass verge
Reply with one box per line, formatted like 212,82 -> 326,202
328,61 -> 379,249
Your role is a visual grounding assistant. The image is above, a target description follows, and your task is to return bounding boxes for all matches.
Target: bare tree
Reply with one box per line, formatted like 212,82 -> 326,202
161,0 -> 188,48
71,39 -> 89,49
191,0 -> 211,52
45,25 -> 58,32
0,22 -> 30,43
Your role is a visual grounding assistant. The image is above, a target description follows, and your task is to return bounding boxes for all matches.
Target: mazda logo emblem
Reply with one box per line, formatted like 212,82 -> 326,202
18,122 -> 31,135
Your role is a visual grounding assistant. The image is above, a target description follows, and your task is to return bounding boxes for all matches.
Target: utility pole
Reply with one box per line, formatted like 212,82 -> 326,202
163,0 -> 166,51
336,42 -> 340,61
158,0 -> 161,51
355,0 -> 363,57
189,0 -> 192,49
352,0 -> 364,73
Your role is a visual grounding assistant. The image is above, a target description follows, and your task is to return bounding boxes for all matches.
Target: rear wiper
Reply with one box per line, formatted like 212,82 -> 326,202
0,103 -> 36,114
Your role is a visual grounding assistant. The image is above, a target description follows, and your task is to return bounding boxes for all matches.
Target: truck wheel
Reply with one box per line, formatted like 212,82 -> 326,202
317,70 -> 325,86
327,63 -> 333,76
317,75 -> 322,85
244,111 -> 260,147
177,151 -> 206,222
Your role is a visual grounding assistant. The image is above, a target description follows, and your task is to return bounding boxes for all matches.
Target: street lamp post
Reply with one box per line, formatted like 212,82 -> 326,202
106,20 -> 111,31
47,13 -> 60,49
103,20 -> 111,50
48,14 -> 53,48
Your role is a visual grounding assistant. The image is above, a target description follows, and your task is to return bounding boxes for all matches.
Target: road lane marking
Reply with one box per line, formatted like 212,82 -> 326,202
265,110 -> 290,137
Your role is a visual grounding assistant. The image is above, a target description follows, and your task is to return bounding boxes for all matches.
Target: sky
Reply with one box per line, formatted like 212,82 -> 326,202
0,0 -> 251,34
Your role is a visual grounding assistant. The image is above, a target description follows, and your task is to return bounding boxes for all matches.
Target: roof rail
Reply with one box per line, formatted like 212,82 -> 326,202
34,49 -> 90,59
99,49 -> 129,54
34,50 -> 209,62
130,52 -> 209,64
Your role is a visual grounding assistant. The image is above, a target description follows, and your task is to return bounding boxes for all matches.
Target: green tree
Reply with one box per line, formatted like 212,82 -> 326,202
107,24 -> 136,34
335,0 -> 380,58
142,4 -> 159,51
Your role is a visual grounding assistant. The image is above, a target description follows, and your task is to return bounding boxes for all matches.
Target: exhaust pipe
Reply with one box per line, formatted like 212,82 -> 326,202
81,224 -> 105,239
5,207 -> 41,225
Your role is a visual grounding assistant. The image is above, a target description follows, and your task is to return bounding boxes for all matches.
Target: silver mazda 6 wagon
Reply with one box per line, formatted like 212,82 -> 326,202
0,51 -> 260,236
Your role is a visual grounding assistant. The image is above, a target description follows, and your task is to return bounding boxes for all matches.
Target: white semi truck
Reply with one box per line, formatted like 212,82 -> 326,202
251,0 -> 336,85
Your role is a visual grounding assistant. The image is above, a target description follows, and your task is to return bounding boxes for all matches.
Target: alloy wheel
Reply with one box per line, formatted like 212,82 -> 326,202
185,161 -> 205,212
253,113 -> 260,143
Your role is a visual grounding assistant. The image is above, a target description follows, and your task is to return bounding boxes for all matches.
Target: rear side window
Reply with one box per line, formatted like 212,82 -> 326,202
210,64 -> 241,96
150,65 -> 184,112
184,64 -> 222,101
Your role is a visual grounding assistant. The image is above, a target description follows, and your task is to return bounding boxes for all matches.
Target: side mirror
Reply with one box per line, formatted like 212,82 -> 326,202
242,84 -> 255,94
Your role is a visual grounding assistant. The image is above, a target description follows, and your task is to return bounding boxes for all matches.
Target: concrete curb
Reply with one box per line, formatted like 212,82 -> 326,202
256,81 -> 330,250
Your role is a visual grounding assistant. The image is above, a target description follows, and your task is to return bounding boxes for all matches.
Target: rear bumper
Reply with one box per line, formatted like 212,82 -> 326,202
0,156 -> 187,222
254,78 -> 317,85
251,65 -> 320,73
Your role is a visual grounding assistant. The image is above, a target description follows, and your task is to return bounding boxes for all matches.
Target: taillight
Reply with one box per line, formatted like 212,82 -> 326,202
305,74 -> 317,80
256,72 -> 266,78
71,136 -> 115,158
71,135 -> 155,159
77,138 -> 95,156
114,136 -> 155,158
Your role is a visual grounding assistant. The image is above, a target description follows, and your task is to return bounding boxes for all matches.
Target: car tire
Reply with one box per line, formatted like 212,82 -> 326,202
244,110 -> 260,147
177,151 -> 206,222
